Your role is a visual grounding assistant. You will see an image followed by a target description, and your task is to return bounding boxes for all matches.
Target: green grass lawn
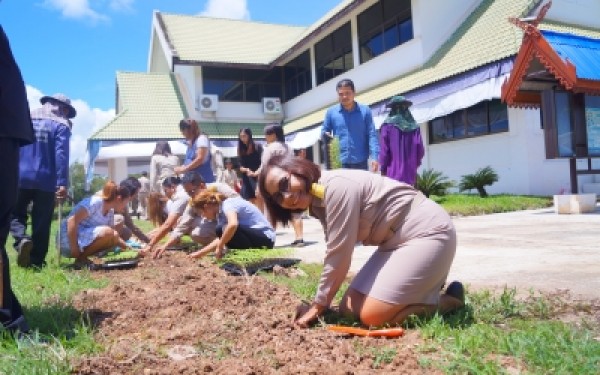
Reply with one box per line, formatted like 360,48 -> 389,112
2,194 -> 597,374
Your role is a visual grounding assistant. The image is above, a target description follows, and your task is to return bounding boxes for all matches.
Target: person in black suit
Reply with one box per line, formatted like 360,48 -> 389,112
0,24 -> 34,333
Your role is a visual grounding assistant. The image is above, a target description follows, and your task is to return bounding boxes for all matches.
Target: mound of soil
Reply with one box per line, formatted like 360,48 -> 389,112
72,252 -> 433,374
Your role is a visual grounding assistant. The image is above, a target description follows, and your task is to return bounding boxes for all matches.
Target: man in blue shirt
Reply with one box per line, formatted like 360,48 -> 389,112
10,93 -> 74,268
321,78 -> 379,171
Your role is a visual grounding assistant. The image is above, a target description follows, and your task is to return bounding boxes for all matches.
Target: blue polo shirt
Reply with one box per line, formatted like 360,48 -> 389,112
321,102 -> 379,164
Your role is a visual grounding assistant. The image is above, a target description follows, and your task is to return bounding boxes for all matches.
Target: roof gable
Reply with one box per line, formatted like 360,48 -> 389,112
158,13 -> 306,66
90,72 -> 189,140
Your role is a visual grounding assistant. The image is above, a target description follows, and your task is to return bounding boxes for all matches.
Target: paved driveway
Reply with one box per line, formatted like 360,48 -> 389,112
279,205 -> 600,300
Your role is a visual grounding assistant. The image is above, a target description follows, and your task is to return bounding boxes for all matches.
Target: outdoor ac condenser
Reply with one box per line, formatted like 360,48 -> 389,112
262,97 -> 282,115
197,94 -> 219,112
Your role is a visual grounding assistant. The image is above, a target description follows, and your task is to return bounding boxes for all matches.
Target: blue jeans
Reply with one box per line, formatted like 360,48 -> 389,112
342,160 -> 369,170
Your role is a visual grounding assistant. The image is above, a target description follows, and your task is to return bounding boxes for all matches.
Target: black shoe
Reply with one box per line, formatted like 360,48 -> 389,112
17,239 -> 33,268
444,281 -> 465,303
290,239 -> 305,248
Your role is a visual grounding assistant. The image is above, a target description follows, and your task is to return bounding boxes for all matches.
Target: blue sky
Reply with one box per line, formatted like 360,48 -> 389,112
0,0 -> 341,163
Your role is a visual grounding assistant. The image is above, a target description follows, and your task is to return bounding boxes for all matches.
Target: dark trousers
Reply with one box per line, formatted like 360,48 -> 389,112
10,188 -> 55,267
216,225 -> 274,250
0,138 -> 28,332
342,160 -> 369,170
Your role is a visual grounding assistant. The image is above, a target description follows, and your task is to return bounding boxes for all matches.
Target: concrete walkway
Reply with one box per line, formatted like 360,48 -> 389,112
273,205 -> 600,300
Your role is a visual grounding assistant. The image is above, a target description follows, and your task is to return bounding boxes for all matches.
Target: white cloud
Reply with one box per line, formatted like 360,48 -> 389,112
26,85 -> 116,165
41,0 -> 109,23
109,0 -> 134,12
199,0 -> 250,20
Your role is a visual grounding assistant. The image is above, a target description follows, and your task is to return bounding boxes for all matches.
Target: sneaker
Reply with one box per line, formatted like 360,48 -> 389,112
290,239 -> 305,247
17,239 -> 33,268
444,281 -> 465,303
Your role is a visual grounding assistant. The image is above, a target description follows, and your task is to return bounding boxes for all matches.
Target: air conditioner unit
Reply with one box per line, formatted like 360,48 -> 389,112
262,97 -> 282,115
197,94 -> 219,112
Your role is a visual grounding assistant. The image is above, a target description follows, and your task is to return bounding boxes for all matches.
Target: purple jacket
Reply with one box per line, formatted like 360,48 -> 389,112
378,124 -> 424,186
18,117 -> 71,192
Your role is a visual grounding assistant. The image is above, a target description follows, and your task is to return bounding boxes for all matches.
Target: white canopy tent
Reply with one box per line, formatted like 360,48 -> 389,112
95,140 -> 238,161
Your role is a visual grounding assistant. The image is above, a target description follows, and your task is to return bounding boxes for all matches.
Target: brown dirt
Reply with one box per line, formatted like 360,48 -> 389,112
71,252 -> 437,374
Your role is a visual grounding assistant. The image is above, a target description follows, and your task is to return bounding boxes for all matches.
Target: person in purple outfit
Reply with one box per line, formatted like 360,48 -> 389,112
378,96 -> 424,186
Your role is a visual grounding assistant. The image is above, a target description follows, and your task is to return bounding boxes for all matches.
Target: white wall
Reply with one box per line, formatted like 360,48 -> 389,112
545,0 -> 600,29
421,107 -> 576,196
414,0 -> 481,61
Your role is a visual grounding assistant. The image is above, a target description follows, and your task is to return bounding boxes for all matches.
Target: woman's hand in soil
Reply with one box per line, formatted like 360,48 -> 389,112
153,245 -> 166,259
293,302 -> 324,328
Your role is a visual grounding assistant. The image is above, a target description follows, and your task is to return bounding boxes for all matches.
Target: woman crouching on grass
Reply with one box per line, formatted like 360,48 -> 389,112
258,155 -> 464,328
59,181 -> 131,268
186,190 -> 275,259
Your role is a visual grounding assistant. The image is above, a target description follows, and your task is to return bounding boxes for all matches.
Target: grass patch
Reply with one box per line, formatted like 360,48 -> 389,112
267,263 -> 599,374
432,194 -> 552,216
1,222 -> 107,374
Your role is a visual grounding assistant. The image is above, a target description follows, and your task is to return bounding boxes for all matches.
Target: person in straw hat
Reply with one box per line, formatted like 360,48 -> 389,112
10,93 -> 76,268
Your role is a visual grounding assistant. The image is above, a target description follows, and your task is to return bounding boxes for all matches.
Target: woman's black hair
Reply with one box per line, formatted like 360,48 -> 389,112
237,127 -> 259,156
152,141 -> 172,156
264,124 -> 285,143
162,176 -> 182,188
258,154 -> 321,227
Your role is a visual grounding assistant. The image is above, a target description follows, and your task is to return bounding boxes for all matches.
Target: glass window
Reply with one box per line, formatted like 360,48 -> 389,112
429,99 -> 509,144
585,95 -> 600,156
467,101 -> 488,136
358,0 -> 412,63
203,67 -> 283,102
555,92 -> 574,157
431,118 -> 451,143
315,22 -> 353,85
283,50 -> 312,101
489,100 -> 509,133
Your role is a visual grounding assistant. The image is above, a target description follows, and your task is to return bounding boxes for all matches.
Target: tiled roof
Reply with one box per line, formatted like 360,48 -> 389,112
284,0 -> 538,133
90,72 -> 189,140
159,13 -> 306,65
90,72 -> 267,141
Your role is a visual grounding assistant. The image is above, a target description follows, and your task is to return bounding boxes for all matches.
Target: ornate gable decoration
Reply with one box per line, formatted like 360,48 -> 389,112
501,1 -> 600,108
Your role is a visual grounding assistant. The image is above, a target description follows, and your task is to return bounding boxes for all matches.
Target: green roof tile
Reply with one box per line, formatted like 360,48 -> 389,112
90,72 -> 188,140
160,13 -> 306,65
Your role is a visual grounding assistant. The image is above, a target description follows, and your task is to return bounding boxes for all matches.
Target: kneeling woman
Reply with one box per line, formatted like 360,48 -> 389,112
258,155 -> 464,328
188,190 -> 275,259
59,181 -> 131,266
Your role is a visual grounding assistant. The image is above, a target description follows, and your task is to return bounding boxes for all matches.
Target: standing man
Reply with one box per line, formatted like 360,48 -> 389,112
137,171 -> 150,219
0,24 -> 33,333
10,93 -> 74,268
321,78 -> 379,171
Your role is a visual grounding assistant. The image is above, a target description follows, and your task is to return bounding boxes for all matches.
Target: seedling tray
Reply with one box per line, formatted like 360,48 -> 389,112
221,257 -> 301,276
165,243 -> 199,252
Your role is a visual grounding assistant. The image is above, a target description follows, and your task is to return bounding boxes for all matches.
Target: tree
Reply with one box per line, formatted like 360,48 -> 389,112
415,168 -> 455,197
69,162 -> 107,203
459,166 -> 499,198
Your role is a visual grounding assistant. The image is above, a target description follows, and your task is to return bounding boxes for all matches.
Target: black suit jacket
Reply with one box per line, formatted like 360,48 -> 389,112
0,25 -> 33,145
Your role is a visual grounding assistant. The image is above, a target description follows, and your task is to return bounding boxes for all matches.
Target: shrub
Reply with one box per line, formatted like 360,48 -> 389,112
416,168 -> 454,197
328,137 -> 342,169
459,166 -> 499,198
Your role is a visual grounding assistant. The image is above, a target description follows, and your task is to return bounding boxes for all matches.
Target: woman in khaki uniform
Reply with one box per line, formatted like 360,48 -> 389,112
259,155 -> 464,327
